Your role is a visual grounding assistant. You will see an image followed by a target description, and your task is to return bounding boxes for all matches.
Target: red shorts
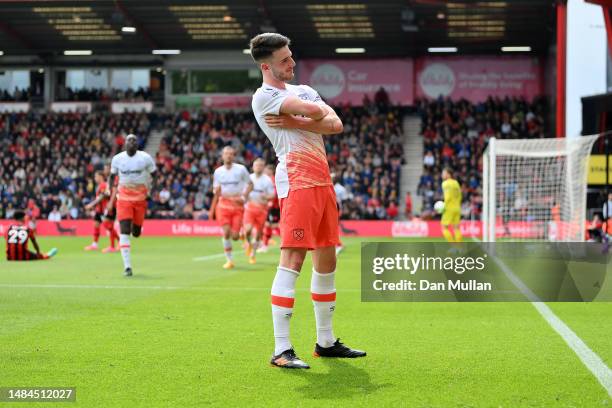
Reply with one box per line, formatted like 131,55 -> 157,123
217,200 -> 244,233
244,203 -> 268,231
279,185 -> 339,250
117,200 -> 147,226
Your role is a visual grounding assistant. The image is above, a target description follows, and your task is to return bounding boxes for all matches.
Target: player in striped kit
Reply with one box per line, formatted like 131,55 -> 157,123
5,210 -> 57,261
210,146 -> 253,269
243,158 -> 276,264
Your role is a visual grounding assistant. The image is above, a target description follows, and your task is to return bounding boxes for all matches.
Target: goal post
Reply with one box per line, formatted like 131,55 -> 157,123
482,135 -> 600,242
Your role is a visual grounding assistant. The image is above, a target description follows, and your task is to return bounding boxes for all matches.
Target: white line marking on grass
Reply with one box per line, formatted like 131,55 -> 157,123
0,284 -> 360,293
192,253 -> 227,262
475,238 -> 612,397
192,246 -> 278,261
0,283 -> 184,290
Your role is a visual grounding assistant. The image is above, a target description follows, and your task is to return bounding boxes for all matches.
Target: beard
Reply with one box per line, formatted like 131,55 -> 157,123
271,67 -> 294,82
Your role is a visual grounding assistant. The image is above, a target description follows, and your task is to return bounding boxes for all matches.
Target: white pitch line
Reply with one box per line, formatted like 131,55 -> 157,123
192,246 -> 278,261
477,239 -> 612,397
0,283 -> 360,293
192,252 -> 227,262
0,283 -> 184,290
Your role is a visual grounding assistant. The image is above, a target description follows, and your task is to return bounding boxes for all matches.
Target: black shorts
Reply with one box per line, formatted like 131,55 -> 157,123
94,209 -> 116,223
267,207 -> 280,224
7,249 -> 44,261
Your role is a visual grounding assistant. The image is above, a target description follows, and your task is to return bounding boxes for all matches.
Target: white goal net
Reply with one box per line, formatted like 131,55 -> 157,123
482,135 -> 600,242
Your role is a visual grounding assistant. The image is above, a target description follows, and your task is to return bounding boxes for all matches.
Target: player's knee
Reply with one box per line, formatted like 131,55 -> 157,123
132,227 -> 142,237
288,259 -> 304,271
285,252 -> 307,271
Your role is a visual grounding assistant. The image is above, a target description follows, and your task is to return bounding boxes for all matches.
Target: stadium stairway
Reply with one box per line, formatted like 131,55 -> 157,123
399,115 -> 423,218
144,129 -> 165,157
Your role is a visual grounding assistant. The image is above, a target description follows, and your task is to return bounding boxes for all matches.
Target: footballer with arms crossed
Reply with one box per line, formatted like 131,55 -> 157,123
108,134 -> 156,277
250,33 -> 366,369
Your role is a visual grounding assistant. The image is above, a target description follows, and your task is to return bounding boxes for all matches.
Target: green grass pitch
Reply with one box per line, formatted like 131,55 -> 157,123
1,236 -> 611,407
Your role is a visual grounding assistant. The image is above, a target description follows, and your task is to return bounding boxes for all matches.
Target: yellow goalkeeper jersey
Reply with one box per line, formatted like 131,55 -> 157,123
442,178 -> 462,210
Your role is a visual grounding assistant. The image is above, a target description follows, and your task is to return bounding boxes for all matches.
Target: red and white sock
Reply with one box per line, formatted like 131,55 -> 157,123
222,238 -> 233,261
119,234 -> 131,269
311,269 -> 336,348
271,266 -> 299,355
252,240 -> 260,254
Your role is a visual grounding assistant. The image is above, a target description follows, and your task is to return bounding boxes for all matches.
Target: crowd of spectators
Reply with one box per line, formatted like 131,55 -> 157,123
327,102 -> 405,220
56,87 -> 153,102
0,111 -> 153,221
152,110 -> 260,219
0,93 -> 406,221
0,94 -> 554,223
151,100 -> 405,220
416,96 -> 549,219
0,87 -> 40,102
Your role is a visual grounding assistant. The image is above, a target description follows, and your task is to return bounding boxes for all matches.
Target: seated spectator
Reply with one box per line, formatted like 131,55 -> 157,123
48,206 -> 62,222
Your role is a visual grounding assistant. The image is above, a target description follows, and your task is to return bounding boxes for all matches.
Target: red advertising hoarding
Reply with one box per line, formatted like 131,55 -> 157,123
0,220 -> 585,240
298,59 -> 414,106
415,56 -> 543,102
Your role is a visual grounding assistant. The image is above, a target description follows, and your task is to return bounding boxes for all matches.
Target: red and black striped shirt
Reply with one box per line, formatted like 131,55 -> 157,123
5,224 -> 35,260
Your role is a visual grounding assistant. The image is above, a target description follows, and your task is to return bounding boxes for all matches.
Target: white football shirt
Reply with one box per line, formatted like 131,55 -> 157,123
251,83 -> 332,198
213,163 -> 251,197
248,173 -> 275,206
110,150 -> 156,201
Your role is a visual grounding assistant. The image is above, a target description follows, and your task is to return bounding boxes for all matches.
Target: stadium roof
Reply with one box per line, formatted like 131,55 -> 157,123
0,0 -> 556,59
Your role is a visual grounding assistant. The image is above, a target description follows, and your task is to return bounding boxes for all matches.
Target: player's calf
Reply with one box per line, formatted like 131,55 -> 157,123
131,225 -> 142,237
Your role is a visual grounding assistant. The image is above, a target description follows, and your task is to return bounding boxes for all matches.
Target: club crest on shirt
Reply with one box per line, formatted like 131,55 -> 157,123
292,228 -> 304,241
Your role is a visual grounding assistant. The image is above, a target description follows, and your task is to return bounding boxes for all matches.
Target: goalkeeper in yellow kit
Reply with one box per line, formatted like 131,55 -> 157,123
441,168 -> 462,242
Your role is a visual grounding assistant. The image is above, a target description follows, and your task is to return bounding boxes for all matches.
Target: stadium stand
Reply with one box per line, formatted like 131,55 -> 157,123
56,87 -> 153,102
0,88 -> 36,102
415,96 -> 550,220
150,102 -> 405,220
0,102 -> 405,221
0,111 -> 153,220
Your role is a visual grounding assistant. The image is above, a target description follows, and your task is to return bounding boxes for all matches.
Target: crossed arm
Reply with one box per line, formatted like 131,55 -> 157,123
265,96 -> 343,135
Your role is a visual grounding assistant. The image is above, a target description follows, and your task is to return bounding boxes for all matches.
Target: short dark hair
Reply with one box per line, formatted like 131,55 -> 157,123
14,210 -> 25,221
249,33 -> 290,62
